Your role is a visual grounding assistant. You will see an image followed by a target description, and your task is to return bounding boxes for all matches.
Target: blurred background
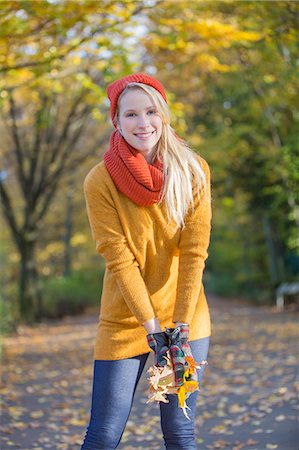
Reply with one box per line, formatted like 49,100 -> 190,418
1,0 -> 298,331
1,3 -> 299,449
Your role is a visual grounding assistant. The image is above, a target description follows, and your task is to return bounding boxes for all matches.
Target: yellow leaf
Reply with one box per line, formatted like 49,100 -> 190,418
185,380 -> 198,393
30,410 -> 44,419
68,418 -> 87,426
177,384 -> 186,408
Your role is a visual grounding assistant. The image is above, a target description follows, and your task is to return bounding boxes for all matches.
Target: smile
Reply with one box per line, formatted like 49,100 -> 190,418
134,131 -> 155,139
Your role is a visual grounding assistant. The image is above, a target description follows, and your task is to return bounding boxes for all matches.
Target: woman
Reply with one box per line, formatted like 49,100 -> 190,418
81,73 -> 212,449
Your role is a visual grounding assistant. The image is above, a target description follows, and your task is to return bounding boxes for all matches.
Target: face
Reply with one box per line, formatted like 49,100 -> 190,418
117,89 -> 163,163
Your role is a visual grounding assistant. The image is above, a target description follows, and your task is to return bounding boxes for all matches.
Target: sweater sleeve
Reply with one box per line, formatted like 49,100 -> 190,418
83,170 -> 156,325
172,158 -> 212,324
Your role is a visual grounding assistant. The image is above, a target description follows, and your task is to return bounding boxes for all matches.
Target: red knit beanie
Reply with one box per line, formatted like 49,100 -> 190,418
107,73 -> 167,126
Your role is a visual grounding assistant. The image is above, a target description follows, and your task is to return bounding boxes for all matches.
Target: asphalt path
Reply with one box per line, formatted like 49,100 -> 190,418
1,295 -> 298,449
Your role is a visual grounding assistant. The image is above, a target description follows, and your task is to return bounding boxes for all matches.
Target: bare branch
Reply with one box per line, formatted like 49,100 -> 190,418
8,94 -> 27,194
0,179 -> 21,249
34,161 -> 66,224
28,94 -> 49,196
66,133 -> 110,170
30,91 -> 89,205
39,105 -> 92,196
53,91 -> 88,157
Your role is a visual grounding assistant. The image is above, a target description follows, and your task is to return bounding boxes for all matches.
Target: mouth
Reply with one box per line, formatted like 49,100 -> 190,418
134,131 -> 155,139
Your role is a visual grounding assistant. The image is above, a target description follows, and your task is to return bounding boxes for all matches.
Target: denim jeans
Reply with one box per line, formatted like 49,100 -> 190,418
81,336 -> 210,449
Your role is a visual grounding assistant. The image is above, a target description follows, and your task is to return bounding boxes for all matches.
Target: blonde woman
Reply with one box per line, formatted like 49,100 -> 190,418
81,73 -> 212,449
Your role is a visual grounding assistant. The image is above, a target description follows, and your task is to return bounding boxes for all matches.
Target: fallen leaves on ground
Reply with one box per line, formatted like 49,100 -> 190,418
1,297 -> 298,449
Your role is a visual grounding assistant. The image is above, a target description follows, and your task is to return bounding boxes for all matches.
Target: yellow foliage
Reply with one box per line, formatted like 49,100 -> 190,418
38,242 -> 65,263
71,234 -> 88,246
195,54 -> 232,73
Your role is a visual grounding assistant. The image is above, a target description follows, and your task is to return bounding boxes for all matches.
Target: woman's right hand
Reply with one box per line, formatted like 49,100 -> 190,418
164,324 -> 196,387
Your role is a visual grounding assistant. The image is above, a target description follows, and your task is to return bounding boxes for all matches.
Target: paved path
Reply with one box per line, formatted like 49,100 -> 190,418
1,295 -> 298,449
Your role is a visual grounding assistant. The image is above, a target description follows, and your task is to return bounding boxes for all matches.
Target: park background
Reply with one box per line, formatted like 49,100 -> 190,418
0,1 -> 298,449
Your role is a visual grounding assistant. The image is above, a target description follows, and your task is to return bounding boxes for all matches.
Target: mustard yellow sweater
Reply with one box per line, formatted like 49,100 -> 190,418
84,154 -> 212,360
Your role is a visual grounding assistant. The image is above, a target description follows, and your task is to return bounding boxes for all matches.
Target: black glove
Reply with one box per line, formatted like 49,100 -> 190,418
146,331 -> 169,367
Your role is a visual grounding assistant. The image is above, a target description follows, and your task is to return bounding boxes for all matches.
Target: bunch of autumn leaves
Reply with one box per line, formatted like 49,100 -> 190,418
146,325 -> 207,420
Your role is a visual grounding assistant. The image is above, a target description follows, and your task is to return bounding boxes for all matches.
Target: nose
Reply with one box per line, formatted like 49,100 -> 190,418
137,113 -> 150,128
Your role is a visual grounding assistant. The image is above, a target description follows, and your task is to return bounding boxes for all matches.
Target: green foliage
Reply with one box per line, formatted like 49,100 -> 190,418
144,0 -> 299,301
1,1 -> 147,321
40,266 -> 104,319
0,295 -> 16,337
1,0 -> 298,317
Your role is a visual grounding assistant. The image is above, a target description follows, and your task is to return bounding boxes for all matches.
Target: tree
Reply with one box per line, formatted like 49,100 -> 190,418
142,0 -> 299,298
0,0 -> 159,321
1,78 -> 109,320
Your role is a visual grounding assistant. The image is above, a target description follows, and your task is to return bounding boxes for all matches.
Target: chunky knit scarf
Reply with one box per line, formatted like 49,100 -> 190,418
103,130 -> 164,206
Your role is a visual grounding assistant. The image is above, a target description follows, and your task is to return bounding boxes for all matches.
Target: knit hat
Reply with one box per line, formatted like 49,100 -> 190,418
107,73 -> 167,126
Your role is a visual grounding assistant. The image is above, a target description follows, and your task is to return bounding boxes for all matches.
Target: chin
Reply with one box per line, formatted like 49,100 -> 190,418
137,141 -> 159,152
137,146 -> 152,152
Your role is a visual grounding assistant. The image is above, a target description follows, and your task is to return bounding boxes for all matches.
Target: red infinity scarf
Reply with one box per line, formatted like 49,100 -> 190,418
103,130 -> 164,206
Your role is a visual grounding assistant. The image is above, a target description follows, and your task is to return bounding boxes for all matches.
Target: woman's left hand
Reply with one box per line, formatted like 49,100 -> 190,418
165,323 -> 195,387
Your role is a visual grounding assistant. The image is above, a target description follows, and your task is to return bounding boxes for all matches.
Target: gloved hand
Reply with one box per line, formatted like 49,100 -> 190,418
164,326 -> 187,387
146,331 -> 169,367
165,323 -> 196,387
176,323 -> 193,359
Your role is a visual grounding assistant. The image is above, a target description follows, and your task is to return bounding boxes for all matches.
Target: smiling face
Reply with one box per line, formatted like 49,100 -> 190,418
117,88 -> 163,163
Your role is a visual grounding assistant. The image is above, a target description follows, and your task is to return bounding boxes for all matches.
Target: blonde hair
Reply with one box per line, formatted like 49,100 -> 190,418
114,82 -> 207,230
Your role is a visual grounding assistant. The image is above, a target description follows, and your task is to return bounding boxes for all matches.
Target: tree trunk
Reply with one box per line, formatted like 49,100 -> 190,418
262,212 -> 280,285
63,176 -> 74,277
19,238 -> 43,322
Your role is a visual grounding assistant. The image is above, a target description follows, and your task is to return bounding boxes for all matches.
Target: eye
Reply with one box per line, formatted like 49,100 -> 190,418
148,109 -> 157,115
126,112 -> 136,117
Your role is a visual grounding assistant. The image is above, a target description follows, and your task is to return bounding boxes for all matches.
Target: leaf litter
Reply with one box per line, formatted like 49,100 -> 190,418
1,297 -> 298,449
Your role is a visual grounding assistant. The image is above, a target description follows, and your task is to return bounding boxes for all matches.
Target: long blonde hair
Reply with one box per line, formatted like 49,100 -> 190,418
114,82 -> 207,230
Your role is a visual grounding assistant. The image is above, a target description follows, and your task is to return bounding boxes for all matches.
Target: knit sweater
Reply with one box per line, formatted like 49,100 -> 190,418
83,154 -> 212,360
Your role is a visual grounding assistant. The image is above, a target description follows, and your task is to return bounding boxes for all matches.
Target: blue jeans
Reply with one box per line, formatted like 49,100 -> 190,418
81,337 -> 210,449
